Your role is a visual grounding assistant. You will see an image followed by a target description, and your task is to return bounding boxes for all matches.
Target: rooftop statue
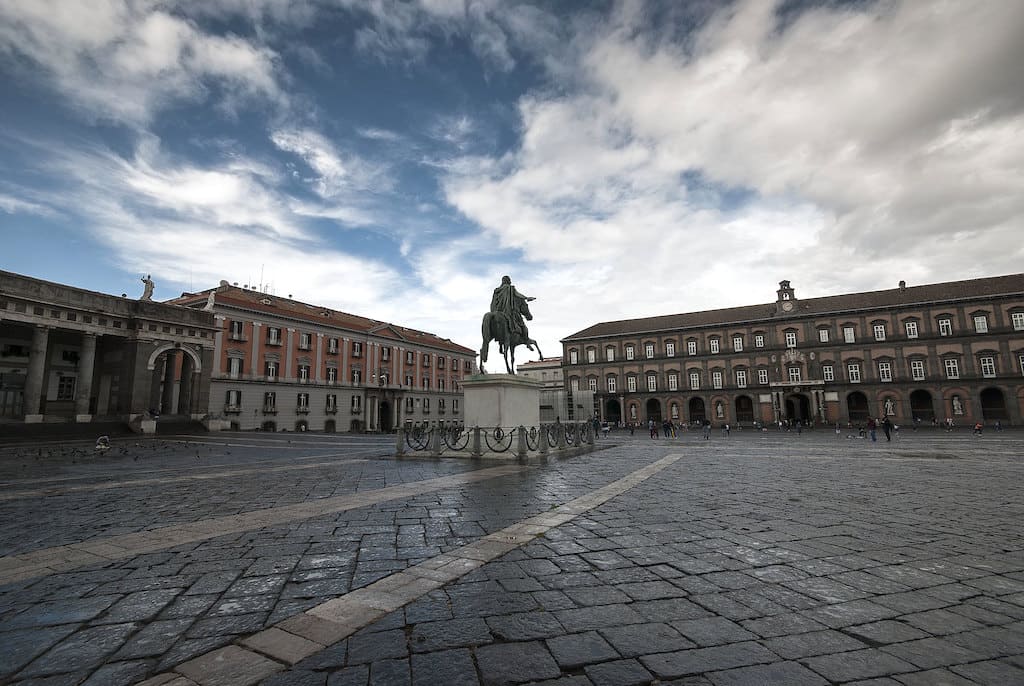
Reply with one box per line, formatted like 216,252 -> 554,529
480,275 -> 542,374
140,274 -> 154,301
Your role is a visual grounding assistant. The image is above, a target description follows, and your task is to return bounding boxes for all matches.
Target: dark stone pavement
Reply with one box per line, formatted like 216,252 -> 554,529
1,428 -> 1022,685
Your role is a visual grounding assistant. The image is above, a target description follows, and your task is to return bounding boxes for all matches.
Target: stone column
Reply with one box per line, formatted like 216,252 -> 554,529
315,333 -> 324,382
178,352 -> 195,415
285,328 -> 295,380
213,315 -> 225,372
342,337 -> 350,385
161,349 -> 178,414
23,326 -> 50,422
75,333 -> 98,422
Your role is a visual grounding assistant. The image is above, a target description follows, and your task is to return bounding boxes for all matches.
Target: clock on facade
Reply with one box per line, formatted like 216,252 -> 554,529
782,301 -> 794,312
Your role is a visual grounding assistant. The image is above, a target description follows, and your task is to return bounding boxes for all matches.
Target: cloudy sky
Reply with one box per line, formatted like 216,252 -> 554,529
1,0 -> 1022,362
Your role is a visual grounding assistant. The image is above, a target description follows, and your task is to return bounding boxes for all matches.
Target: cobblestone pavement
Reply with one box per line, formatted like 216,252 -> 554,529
1,428 -> 1022,685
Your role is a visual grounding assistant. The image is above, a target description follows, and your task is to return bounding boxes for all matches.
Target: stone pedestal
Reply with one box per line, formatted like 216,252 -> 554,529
462,374 -> 541,429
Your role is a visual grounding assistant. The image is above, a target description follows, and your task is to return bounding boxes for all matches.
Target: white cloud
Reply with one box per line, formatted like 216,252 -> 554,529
0,0 -> 283,125
439,0 -> 1024,356
0,193 -> 59,218
271,128 -> 388,199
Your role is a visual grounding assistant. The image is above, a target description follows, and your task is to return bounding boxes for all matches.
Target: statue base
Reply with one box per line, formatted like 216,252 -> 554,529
462,374 -> 541,429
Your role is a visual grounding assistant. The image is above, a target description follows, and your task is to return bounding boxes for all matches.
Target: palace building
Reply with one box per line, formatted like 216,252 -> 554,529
561,275 -> 1024,427
170,284 -> 476,433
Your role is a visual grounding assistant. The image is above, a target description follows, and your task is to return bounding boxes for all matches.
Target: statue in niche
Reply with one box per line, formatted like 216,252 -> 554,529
715,400 -> 724,419
884,398 -> 896,416
479,275 -> 542,374
140,274 -> 154,301
952,395 -> 964,415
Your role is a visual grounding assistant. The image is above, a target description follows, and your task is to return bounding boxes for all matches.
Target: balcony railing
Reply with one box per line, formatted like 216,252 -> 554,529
326,407 -> 337,414
263,405 -> 277,414
224,405 -> 242,414
228,333 -> 248,342
296,406 -> 310,414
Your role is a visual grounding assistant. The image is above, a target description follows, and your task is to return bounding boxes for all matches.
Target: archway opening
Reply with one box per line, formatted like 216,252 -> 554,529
295,420 -> 308,432
605,398 -> 622,425
261,420 -> 277,432
785,394 -> 811,422
909,390 -> 935,423
735,395 -> 754,423
325,419 -> 336,433
980,387 -> 1008,421
847,391 -> 869,423
645,398 -> 662,422
688,397 -> 706,424
380,401 -> 392,432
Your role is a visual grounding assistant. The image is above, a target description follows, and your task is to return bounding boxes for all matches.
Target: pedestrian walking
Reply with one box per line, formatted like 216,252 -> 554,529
881,417 -> 893,442
703,419 -> 711,440
649,419 -> 657,439
867,417 -> 877,442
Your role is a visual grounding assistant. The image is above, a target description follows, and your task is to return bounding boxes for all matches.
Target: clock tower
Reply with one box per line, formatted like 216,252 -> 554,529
776,280 -> 797,315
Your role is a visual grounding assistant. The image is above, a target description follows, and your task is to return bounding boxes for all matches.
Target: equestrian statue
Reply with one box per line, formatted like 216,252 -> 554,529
480,275 -> 542,374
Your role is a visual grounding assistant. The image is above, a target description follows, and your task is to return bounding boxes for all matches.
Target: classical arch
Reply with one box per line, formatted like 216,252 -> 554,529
146,344 -> 202,372
980,387 -> 1008,421
909,389 -> 935,422
847,391 -> 869,423
688,397 -> 706,423
734,395 -> 755,423
604,398 -> 621,424
645,398 -> 662,422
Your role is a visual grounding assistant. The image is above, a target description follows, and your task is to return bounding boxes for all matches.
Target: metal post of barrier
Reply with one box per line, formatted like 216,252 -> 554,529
516,426 -> 528,459
471,426 -> 482,458
395,426 -> 405,456
557,423 -> 567,450
538,424 -> 548,456
430,427 -> 442,457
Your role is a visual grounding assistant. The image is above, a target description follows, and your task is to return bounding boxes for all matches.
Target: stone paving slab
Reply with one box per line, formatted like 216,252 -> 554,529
2,430 -> 1024,684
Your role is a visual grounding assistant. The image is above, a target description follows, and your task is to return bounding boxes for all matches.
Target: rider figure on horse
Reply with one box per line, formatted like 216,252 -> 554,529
489,276 -> 536,353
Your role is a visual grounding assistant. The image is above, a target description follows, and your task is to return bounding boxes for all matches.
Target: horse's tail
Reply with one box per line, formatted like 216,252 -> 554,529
480,312 -> 492,363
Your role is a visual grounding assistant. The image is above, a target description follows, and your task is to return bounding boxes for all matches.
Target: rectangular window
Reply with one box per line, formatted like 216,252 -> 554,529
758,369 -> 769,385
980,356 -> 996,378
422,377 -> 429,389
754,334 -> 765,348
607,376 -> 617,393
712,371 -> 723,389
646,375 -> 657,392
264,392 -> 276,411
56,375 -> 76,400
229,320 -> 245,340
939,318 -> 952,336
326,394 -> 337,411
1019,354 -> 1024,376
299,332 -> 312,350
974,315 -> 988,333
1013,312 -> 1024,331
405,397 -> 414,413
822,365 -> 834,382
627,376 -> 637,392
878,361 -> 892,382
785,332 -> 797,348
265,361 -> 278,380
327,367 -> 338,384
298,364 -> 310,382
645,343 -> 655,359
689,372 -> 700,390
733,336 -> 743,352
453,398 -> 459,414
905,321 -> 918,339
588,377 -> 597,392
848,363 -> 861,383
297,393 -> 309,410
406,351 -> 415,364
352,368 -> 362,384
873,324 -> 886,341
626,345 -> 635,360
438,378 -> 445,391
570,378 -> 580,391
735,370 -> 747,388
328,338 -> 339,354
228,357 -> 243,379
226,390 -> 241,408
665,342 -> 675,357
911,360 -> 925,381
268,327 -> 282,345
569,349 -> 578,364
687,340 -> 697,355
423,354 -> 431,367
843,326 -> 855,343
787,367 -> 801,383
587,348 -> 596,363
944,358 -> 960,379
422,398 -> 430,413
383,347 -> 392,362
606,347 -> 615,362
352,341 -> 363,357
709,339 -> 720,354
438,398 -> 446,413
818,329 -> 829,343
668,373 -> 678,391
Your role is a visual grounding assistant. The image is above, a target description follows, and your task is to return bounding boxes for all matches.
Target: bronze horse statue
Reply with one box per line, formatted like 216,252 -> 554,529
480,297 -> 542,374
